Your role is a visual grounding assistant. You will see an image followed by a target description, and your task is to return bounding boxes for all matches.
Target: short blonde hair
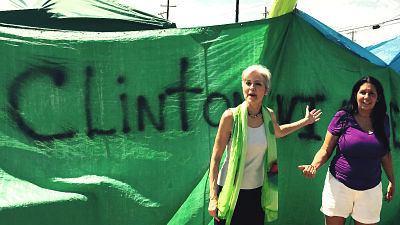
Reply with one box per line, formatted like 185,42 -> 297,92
242,65 -> 271,90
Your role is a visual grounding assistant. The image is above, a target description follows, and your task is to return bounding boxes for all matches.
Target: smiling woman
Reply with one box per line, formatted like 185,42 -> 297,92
298,76 -> 395,225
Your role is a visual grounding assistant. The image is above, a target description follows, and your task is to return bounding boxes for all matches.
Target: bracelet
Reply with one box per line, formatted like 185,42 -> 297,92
210,196 -> 218,200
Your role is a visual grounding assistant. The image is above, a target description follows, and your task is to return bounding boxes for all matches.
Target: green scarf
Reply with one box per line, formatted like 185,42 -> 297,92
217,102 -> 278,224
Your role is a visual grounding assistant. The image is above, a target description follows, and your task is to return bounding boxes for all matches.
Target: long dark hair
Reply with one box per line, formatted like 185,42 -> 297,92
341,76 -> 389,150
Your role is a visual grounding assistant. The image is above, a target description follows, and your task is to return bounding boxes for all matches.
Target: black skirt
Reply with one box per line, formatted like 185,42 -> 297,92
214,185 -> 265,225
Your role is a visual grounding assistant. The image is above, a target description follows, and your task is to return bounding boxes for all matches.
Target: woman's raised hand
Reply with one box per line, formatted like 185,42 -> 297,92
305,105 -> 322,125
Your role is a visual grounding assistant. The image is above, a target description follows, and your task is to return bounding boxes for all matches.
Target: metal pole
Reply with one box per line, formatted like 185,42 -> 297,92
167,0 -> 170,20
235,0 -> 239,23
263,6 -> 268,18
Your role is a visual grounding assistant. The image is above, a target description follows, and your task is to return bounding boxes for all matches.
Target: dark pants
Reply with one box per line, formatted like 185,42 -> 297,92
214,186 -> 265,225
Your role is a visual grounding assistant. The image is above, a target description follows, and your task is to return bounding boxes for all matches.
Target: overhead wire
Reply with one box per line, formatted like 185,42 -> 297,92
337,16 -> 400,33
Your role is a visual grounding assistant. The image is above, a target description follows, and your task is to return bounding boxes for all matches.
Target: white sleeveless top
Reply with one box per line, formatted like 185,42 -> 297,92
217,123 -> 268,189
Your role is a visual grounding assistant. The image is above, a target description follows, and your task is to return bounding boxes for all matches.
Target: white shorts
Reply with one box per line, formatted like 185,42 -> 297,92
320,171 -> 382,224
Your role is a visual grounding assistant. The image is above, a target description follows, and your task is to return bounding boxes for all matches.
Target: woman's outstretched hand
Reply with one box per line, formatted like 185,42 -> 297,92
305,105 -> 322,125
297,165 -> 317,178
385,182 -> 395,202
208,198 -> 220,222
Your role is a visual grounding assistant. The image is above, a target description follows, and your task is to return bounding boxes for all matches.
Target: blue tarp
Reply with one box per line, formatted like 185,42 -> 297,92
298,9 -> 399,76
367,36 -> 400,75
297,10 -> 388,68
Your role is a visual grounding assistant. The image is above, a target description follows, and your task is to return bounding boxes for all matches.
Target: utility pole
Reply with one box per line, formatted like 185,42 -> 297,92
235,0 -> 239,23
160,0 -> 176,20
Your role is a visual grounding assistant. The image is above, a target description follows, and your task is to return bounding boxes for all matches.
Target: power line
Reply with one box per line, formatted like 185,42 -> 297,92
341,20 -> 400,39
337,16 -> 400,33
341,20 -> 400,42
240,1 -> 273,10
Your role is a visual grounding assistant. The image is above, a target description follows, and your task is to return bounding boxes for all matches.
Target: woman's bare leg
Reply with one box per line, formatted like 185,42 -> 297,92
325,215 -> 346,225
353,219 -> 376,225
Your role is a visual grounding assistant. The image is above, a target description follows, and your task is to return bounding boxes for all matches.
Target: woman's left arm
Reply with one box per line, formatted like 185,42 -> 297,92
381,150 -> 395,202
270,105 -> 322,138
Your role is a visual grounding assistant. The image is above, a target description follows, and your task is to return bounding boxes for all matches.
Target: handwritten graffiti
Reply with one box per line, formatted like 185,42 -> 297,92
137,94 -> 165,131
277,94 -> 325,141
7,57 -> 205,140
8,64 -> 76,141
390,102 -> 400,148
203,92 -> 231,127
7,59 -> 400,150
165,58 -> 203,131
85,66 -> 117,138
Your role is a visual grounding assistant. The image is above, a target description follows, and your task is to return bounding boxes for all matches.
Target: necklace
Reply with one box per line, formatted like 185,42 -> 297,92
248,110 -> 261,118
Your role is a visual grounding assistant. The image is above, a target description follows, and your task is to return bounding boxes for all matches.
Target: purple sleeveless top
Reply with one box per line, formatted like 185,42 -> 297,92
328,110 -> 390,190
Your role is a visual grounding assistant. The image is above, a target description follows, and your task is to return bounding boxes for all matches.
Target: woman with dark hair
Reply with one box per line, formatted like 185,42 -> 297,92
298,76 -> 395,225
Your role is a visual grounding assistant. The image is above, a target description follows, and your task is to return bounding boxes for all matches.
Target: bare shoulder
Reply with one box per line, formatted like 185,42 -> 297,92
221,109 -> 234,123
219,109 -> 234,132
265,107 -> 279,126
267,107 -> 276,118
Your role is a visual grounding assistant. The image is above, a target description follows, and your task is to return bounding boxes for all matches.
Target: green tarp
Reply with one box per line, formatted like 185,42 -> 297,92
0,0 -> 176,31
0,12 -> 399,225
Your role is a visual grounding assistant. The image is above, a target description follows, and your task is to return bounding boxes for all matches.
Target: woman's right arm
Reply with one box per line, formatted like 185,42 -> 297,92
208,109 -> 233,221
297,131 -> 338,178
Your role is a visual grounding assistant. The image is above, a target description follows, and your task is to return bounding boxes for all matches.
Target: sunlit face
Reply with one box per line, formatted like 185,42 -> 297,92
242,71 -> 268,104
356,82 -> 378,113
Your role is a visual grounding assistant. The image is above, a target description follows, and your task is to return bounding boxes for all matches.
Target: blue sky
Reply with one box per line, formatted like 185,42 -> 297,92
119,0 -> 400,47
